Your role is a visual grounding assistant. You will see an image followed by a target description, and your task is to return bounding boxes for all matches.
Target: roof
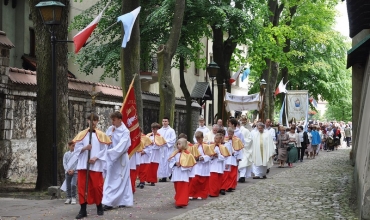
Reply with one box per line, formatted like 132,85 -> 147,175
6,67 -> 201,109
347,0 -> 370,38
8,67 -> 123,97
190,82 -> 212,100
0,30 -> 15,48
347,34 -> 370,68
21,55 -> 76,79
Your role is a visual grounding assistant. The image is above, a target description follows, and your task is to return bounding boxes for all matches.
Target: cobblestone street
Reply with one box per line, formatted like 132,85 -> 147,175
172,148 -> 357,220
0,148 -> 358,220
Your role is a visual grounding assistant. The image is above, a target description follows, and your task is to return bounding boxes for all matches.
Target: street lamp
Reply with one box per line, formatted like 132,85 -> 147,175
207,61 -> 220,125
259,79 -> 267,122
36,0 -> 66,186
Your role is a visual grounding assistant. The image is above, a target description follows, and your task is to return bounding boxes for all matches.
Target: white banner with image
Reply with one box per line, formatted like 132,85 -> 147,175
286,90 -> 308,123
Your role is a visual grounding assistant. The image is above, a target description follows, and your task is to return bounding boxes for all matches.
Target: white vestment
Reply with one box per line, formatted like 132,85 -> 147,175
102,124 -> 133,207
251,131 -> 275,177
157,126 -> 176,178
193,126 -> 210,143
238,128 -> 253,178
204,132 -> 216,144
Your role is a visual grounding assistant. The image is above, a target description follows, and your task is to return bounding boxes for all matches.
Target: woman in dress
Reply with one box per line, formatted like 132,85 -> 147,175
287,127 -> 299,167
276,126 -> 289,168
306,127 -> 313,158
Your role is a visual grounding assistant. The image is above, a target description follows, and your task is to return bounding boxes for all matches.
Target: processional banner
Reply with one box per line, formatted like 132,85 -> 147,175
286,90 -> 308,123
225,92 -> 260,112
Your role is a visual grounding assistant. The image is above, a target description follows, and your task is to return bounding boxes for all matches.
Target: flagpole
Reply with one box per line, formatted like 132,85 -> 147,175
120,74 -> 137,113
84,21 -> 119,47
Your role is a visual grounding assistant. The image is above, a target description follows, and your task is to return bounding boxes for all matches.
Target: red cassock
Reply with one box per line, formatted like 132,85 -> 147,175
78,170 -> 104,205
174,182 -> 189,206
208,172 -> 223,197
189,175 -> 209,199
138,163 -> 149,182
147,162 -> 159,183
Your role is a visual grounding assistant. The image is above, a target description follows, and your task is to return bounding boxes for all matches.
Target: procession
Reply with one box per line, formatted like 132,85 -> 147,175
2,0 -> 365,219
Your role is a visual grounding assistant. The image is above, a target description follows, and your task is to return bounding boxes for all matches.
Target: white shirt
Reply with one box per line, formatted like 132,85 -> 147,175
193,126 -> 210,143
209,146 -> 226,174
194,145 -> 211,176
74,131 -> 107,172
169,152 -> 192,182
158,126 -> 176,148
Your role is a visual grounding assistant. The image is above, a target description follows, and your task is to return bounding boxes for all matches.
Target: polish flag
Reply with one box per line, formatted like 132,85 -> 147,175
274,78 -> 288,96
229,65 -> 245,84
73,5 -> 107,53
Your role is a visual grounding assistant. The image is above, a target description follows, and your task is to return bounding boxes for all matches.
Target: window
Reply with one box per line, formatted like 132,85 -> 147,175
29,28 -> 35,57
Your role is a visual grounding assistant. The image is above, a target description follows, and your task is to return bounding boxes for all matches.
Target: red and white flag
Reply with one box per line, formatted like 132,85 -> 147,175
120,77 -> 141,158
229,65 -> 245,84
274,78 -> 288,96
73,4 -> 108,53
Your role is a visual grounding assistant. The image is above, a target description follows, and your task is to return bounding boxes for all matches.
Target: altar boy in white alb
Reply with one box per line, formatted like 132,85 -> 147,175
157,117 -> 177,182
102,112 -> 133,211
193,117 -> 210,143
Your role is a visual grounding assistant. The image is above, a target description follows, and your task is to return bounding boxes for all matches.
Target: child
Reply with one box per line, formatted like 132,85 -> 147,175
147,122 -> 167,186
209,133 -> 230,197
222,128 -> 243,192
63,141 -> 78,205
188,131 -> 214,200
137,129 -> 153,189
178,133 -> 197,195
168,138 -> 196,208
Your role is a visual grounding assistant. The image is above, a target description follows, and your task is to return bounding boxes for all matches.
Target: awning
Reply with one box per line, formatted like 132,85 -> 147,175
347,34 -> 370,68
190,82 -> 212,100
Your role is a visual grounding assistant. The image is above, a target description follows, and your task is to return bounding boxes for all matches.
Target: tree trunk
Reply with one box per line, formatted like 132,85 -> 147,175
121,0 -> 143,128
30,0 -> 70,190
179,56 -> 193,139
212,26 -> 237,125
158,0 -> 185,126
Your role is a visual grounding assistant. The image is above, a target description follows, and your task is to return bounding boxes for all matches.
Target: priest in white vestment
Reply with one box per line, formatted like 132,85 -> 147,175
157,117 -> 177,182
204,124 -> 219,144
102,112 -> 133,210
251,123 -> 275,179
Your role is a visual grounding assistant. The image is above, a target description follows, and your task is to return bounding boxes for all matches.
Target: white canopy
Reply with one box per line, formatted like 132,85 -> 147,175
225,92 -> 260,112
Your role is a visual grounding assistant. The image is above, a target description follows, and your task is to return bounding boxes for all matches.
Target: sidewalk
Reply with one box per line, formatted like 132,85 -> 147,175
0,149 -> 357,220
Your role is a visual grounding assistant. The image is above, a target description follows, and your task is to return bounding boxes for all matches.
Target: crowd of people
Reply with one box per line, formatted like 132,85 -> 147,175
61,112 -> 352,219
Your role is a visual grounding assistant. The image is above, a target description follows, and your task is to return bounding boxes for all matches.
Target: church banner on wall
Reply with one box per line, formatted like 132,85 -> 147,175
286,90 -> 308,123
225,92 -> 260,112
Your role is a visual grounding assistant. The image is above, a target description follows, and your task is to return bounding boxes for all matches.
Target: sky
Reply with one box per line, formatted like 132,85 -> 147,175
334,1 -> 350,39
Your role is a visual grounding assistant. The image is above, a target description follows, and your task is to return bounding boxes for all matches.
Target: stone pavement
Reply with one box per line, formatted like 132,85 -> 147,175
171,148 -> 357,220
0,148 -> 357,220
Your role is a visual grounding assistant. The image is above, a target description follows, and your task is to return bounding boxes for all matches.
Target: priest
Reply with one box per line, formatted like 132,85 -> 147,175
251,123 -> 275,179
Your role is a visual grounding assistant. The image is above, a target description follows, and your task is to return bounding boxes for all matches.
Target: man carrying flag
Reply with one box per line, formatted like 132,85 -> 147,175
102,76 -> 141,210
102,111 -> 133,211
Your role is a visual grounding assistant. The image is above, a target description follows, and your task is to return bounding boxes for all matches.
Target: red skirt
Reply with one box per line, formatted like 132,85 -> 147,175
147,162 -> 159,183
174,181 -> 189,206
77,170 -> 103,205
209,172 -> 222,197
138,163 -> 149,183
130,168 -> 137,193
189,175 -> 209,199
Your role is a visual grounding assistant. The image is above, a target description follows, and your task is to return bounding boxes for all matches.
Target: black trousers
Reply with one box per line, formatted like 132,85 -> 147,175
298,145 -> 306,160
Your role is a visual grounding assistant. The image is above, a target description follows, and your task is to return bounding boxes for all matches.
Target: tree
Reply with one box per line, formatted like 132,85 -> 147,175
121,0 -> 143,128
30,0 -> 70,190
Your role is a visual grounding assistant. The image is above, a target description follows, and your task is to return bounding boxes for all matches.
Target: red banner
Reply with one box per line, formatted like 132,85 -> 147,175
121,79 -> 141,158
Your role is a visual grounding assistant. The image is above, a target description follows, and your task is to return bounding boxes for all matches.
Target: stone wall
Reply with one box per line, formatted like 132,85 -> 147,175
0,85 -> 201,183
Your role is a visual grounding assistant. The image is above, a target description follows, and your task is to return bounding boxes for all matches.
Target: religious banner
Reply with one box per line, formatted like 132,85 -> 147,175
120,77 -> 141,158
225,92 -> 260,112
286,90 -> 308,123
